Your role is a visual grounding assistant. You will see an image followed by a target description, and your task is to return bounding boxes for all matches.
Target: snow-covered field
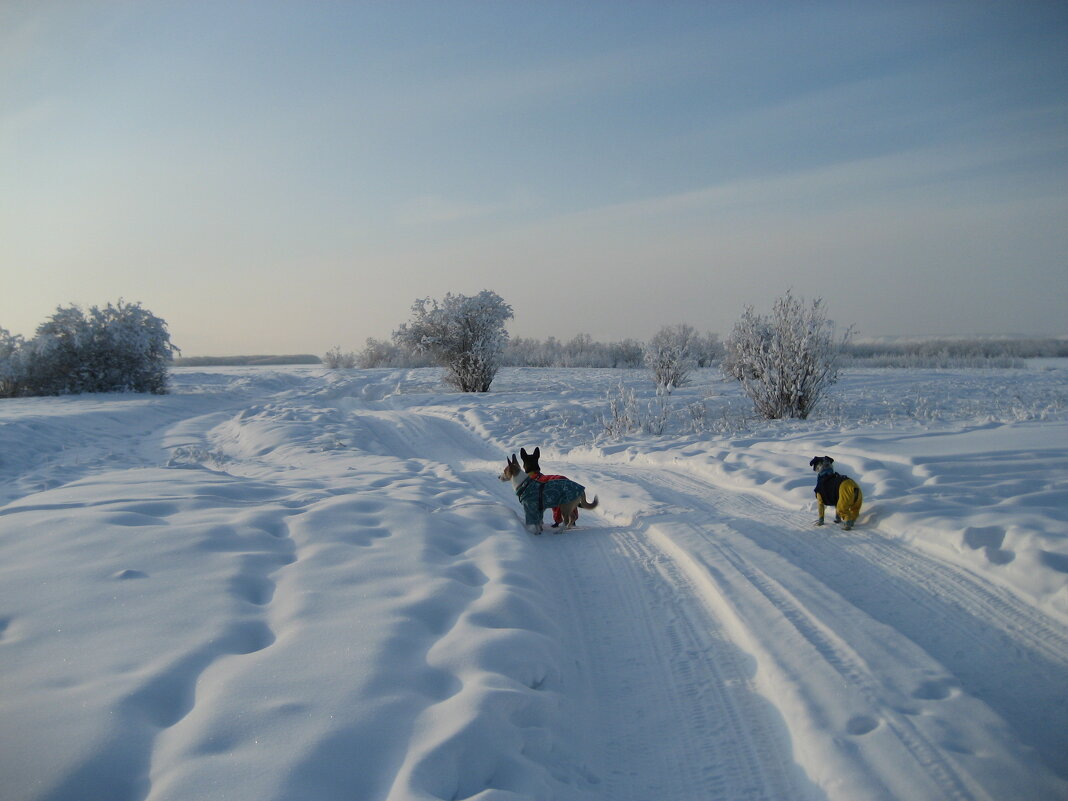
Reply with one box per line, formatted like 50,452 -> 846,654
1,363 -> 1066,801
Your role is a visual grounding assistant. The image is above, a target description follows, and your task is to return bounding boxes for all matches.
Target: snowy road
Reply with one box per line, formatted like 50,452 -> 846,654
538,460 -> 1068,800
300,374 -> 1068,799
2,366 -> 1066,801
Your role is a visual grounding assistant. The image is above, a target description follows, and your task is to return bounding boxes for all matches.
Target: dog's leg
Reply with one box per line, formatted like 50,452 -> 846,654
558,500 -> 579,530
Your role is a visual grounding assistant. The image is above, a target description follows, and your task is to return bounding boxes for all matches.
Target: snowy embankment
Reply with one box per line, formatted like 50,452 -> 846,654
1,364 -> 1066,801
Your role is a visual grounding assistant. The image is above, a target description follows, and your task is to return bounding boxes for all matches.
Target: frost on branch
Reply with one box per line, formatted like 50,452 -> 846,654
1,301 -> 178,397
723,290 -> 851,419
393,290 -> 513,392
644,324 -> 705,394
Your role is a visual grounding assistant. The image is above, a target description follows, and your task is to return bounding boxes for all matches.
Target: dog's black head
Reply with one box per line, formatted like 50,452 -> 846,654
810,456 -> 834,473
519,447 -> 541,474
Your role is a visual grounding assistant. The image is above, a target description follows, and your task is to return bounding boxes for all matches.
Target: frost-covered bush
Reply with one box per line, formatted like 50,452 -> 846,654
602,381 -> 641,437
355,338 -> 394,368
322,346 -> 357,369
355,337 -> 434,368
393,290 -> 513,392
645,324 -> 701,394
0,301 -> 176,397
723,291 -> 851,419
601,381 -> 698,437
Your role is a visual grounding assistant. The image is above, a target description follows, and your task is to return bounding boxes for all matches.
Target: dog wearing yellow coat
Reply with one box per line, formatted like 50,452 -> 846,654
810,456 -> 863,530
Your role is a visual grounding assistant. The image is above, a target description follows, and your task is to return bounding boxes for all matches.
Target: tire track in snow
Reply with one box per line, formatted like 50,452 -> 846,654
673,528 -> 978,801
543,525 -> 808,800
632,466 -> 1068,783
345,409 -> 813,799
569,460 -> 1068,799
654,467 -> 1068,662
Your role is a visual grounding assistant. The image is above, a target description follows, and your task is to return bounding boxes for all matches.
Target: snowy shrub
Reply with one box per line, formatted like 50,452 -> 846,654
355,338 -> 393,368
356,337 -> 435,368
323,346 -> 357,369
355,338 -> 435,368
601,381 -> 642,437
686,400 -> 707,433
645,324 -> 701,394
723,290 -> 851,419
600,382 -> 685,438
0,301 -> 176,397
393,290 -> 513,392
644,393 -> 672,435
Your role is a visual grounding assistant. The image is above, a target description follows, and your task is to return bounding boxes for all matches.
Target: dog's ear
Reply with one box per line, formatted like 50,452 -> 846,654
825,456 -> 834,465
532,447 -> 540,459
520,447 -> 529,459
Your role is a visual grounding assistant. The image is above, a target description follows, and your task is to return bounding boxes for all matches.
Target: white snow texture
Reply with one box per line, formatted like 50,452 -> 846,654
1,363 -> 1066,801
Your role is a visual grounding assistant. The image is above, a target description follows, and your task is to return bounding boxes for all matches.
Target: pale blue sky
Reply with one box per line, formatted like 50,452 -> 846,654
2,1 -> 1066,355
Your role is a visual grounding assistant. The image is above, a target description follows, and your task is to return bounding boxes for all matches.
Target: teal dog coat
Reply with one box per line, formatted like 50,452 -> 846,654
514,475 -> 586,527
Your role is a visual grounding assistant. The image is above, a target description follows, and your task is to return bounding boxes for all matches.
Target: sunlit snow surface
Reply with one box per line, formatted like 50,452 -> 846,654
1,364 -> 1066,801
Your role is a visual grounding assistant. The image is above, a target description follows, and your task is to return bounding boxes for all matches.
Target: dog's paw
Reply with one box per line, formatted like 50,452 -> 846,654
814,519 -> 825,526
527,524 -> 543,535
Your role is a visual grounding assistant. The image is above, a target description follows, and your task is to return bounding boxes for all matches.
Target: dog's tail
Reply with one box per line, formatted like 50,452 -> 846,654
579,494 -> 599,510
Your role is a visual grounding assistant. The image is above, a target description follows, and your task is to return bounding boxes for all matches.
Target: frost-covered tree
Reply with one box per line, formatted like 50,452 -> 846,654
644,323 -> 701,394
393,290 -> 513,392
1,301 -> 176,397
27,305 -> 93,395
723,290 -> 851,419
693,331 -> 724,367
607,339 -> 646,368
0,327 -> 27,398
